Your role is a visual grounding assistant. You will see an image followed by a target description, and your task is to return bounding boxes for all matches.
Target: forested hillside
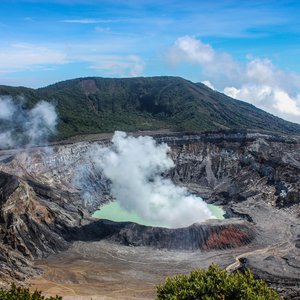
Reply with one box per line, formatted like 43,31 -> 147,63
1,76 -> 299,139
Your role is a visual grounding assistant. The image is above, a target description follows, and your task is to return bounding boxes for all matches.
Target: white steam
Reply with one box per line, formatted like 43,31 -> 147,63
89,131 -> 213,228
0,97 -> 16,120
0,96 -> 57,149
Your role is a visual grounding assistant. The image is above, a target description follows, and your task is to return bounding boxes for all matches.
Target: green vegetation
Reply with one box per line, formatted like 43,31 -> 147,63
0,284 -> 62,300
156,264 -> 279,300
1,76 -> 300,140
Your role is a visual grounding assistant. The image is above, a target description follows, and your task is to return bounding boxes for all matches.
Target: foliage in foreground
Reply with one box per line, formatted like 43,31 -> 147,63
0,284 -> 62,300
156,264 -> 279,300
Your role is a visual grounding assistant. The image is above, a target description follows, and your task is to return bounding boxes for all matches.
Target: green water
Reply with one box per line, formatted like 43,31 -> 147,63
92,201 -> 225,227
93,202 -> 154,226
207,204 -> 225,220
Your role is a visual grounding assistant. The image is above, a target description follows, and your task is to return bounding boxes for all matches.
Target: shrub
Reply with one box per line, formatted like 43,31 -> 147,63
0,284 -> 62,300
156,264 -> 279,300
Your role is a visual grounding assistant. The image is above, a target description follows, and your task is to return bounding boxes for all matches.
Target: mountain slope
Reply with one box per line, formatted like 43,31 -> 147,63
0,76 -> 300,139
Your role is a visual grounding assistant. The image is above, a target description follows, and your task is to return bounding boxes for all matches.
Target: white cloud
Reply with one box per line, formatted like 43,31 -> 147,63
273,89 -> 300,116
224,85 -> 273,106
127,55 -> 144,77
168,36 -> 215,64
224,84 -> 300,121
246,58 -> 275,84
202,80 -> 215,89
0,43 -> 68,73
89,54 -> 144,77
95,26 -> 110,33
0,40 -> 144,78
168,36 -> 240,80
62,18 -> 118,24
168,36 -> 300,123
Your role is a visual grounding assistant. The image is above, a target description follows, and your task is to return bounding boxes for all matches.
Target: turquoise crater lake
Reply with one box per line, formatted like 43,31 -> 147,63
92,201 -> 225,228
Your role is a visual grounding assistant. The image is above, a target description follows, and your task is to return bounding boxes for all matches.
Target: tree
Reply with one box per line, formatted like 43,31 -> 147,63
156,264 -> 279,300
0,284 -> 62,300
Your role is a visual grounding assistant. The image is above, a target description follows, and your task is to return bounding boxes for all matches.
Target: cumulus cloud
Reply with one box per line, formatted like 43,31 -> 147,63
246,58 -> 276,85
168,35 -> 240,80
81,132 -> 213,228
0,96 -> 57,149
202,80 -> 215,90
224,85 -> 273,106
168,36 -> 300,123
224,84 -> 300,119
168,36 -> 215,65
273,89 -> 300,116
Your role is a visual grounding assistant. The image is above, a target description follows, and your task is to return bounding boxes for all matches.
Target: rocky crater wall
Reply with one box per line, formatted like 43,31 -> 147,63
166,133 -> 300,215
0,131 -> 299,287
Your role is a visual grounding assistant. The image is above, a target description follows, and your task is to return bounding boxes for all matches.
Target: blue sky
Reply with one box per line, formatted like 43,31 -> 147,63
1,0 -> 300,123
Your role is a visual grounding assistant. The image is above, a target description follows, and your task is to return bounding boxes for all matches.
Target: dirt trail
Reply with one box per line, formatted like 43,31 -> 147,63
226,222 -> 295,272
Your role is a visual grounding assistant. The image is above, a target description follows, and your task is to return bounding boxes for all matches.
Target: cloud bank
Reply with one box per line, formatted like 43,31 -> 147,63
83,132 -> 213,228
169,36 -> 300,123
0,42 -> 144,78
0,96 -> 57,149
0,43 -> 67,73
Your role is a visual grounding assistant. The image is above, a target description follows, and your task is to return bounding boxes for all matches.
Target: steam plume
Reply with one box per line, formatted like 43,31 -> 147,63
0,96 -> 57,149
88,131 -> 213,228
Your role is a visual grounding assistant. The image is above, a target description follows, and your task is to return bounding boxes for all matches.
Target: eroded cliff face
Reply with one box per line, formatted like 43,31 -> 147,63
167,133 -> 300,215
0,131 -> 299,297
0,171 -> 88,285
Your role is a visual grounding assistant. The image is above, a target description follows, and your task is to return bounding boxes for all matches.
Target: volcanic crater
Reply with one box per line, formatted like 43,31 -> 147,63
0,130 -> 299,299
